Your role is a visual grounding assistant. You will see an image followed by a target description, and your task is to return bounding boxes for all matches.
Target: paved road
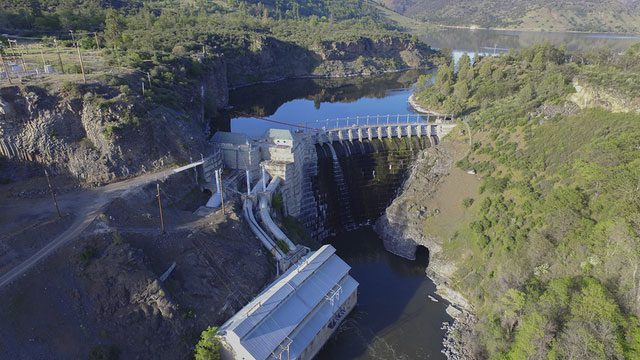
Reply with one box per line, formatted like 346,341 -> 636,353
0,161 -> 204,289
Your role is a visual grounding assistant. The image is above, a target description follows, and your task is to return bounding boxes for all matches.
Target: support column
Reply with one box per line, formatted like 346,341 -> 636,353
367,127 -> 373,141
246,169 -> 251,196
396,125 -> 402,139
377,127 -> 383,140
348,128 -> 353,142
416,124 -> 422,138
338,130 -> 344,142
406,125 -> 412,138
357,128 -> 364,142
387,126 -> 393,139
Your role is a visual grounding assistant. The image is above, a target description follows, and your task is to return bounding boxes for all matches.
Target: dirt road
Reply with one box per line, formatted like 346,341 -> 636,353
0,161 -> 203,289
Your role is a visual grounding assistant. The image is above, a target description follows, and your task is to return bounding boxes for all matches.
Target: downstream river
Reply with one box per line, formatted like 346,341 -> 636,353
214,28 -> 639,359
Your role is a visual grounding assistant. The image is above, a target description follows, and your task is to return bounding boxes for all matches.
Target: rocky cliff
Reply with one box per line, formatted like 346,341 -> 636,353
570,80 -> 640,114
225,35 -> 435,87
0,82 -> 213,185
374,143 -> 467,309
375,134 -> 477,360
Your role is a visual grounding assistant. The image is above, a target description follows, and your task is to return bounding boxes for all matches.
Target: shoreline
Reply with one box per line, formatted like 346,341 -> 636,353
408,93 -> 447,116
436,24 -> 640,37
229,66 -> 433,90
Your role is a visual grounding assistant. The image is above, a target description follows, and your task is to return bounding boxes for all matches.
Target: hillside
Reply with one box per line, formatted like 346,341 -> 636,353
0,0 -> 438,184
380,43 -> 640,359
377,0 -> 640,33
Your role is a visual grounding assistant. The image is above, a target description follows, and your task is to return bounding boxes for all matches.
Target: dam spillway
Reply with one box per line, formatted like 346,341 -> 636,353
312,136 -> 431,237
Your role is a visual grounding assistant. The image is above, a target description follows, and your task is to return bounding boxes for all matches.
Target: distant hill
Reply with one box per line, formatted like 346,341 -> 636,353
376,0 -> 640,33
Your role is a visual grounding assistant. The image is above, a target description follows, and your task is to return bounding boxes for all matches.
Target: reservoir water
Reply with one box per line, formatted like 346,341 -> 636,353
421,27 -> 640,55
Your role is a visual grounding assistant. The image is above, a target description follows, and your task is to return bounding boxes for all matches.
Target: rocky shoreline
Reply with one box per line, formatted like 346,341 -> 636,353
408,94 -> 447,116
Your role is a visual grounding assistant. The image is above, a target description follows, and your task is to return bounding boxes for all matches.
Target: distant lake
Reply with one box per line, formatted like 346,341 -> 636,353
421,28 -> 640,58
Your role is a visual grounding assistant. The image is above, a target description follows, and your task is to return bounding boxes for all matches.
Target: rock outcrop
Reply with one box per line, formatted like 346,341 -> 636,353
224,35 -> 435,87
0,83 -> 213,185
570,80 -> 640,114
375,146 -> 451,260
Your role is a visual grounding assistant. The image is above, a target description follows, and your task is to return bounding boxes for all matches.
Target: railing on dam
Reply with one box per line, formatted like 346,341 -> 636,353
300,113 -> 454,132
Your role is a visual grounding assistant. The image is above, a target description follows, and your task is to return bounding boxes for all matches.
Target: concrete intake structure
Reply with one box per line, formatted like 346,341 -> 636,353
218,245 -> 358,360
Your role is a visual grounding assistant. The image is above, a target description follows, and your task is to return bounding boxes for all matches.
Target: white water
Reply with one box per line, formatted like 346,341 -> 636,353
327,142 -> 356,231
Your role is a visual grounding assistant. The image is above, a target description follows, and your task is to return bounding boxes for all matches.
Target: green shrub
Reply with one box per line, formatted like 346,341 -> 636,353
88,345 -> 120,360
275,239 -> 290,253
271,193 -> 284,212
111,231 -> 123,245
79,245 -> 98,266
194,326 -> 221,360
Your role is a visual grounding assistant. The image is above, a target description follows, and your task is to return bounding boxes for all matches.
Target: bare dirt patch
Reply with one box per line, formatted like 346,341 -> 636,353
0,171 -> 273,359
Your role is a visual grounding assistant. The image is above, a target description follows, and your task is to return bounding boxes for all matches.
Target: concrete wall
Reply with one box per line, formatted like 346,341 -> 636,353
217,143 -> 261,171
299,288 -> 357,360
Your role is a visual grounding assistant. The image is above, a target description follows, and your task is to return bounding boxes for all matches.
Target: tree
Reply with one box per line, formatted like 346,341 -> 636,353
435,60 -> 454,96
104,9 -> 125,47
453,79 -> 470,101
478,59 -> 492,79
499,288 -> 526,333
518,82 -> 535,103
532,49 -> 545,71
457,53 -> 473,81
195,326 -> 221,360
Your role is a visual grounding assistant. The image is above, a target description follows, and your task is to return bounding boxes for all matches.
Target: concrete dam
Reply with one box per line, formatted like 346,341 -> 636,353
210,115 -> 456,360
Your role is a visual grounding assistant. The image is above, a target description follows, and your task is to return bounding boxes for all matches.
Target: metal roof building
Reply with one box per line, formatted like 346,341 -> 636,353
218,245 -> 358,360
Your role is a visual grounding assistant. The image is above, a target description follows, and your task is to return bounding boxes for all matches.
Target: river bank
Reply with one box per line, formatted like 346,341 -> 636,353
374,139 -> 477,360
374,95 -> 478,360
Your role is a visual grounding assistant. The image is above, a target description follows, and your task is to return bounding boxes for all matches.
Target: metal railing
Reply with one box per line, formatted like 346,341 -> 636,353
299,113 -> 454,131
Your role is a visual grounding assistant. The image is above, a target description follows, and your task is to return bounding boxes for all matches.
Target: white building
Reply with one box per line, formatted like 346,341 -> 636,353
218,245 -> 358,360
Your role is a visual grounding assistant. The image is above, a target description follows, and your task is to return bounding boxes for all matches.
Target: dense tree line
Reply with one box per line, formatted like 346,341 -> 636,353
0,0 -> 381,33
419,44 -> 640,358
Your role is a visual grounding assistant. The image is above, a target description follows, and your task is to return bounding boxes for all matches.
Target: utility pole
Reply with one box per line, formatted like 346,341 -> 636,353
44,170 -> 62,218
93,32 -> 100,49
53,39 -> 64,74
39,46 -> 47,73
146,72 -> 152,89
218,169 -> 225,213
76,43 -> 86,83
0,52 -> 11,84
19,44 -> 28,74
156,183 -> 165,234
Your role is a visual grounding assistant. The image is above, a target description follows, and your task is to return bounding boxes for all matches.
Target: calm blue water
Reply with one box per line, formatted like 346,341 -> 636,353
230,88 -> 420,138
